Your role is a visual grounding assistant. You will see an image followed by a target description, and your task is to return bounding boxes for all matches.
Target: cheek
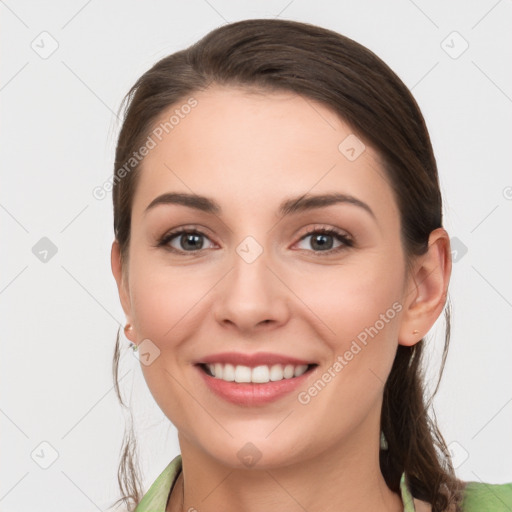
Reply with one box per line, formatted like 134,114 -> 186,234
127,260 -> 211,423
294,255 -> 403,338
128,254 -> 210,343
292,256 -> 403,394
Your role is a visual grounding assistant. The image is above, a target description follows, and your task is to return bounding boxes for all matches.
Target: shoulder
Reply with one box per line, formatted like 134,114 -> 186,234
405,477 -> 512,512
460,480 -> 512,511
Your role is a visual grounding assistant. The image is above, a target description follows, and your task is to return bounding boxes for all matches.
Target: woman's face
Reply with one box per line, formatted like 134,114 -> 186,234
115,85 -> 418,468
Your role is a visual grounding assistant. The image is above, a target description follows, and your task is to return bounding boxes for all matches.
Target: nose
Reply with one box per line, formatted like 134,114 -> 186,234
211,243 -> 290,334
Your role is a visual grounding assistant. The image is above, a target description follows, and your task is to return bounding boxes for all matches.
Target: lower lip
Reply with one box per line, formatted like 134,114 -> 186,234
196,365 -> 317,406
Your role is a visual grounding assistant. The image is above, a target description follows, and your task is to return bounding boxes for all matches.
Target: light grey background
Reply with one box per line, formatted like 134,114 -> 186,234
1,1 -> 511,510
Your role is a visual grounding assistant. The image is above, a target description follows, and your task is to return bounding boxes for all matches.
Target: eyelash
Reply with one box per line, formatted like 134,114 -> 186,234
156,225 -> 354,256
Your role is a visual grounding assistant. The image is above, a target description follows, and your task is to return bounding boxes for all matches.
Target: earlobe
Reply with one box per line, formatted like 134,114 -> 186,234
123,323 -> 136,344
398,228 -> 451,347
111,240 -> 133,334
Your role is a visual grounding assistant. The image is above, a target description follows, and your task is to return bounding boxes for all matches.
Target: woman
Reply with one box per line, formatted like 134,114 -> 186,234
109,18 -> 511,512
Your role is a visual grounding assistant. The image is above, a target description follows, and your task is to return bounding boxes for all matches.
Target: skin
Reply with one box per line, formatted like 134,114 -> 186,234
112,85 -> 450,512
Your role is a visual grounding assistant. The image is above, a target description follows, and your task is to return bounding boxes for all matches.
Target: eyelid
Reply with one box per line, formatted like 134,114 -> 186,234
297,225 -> 352,243
156,224 -> 217,250
292,225 -> 354,254
156,224 -> 354,255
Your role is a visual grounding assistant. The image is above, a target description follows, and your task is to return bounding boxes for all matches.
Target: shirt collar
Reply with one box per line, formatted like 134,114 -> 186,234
400,472 -> 417,511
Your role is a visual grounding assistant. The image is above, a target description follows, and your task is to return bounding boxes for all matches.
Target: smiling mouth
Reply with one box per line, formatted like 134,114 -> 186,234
198,362 -> 318,384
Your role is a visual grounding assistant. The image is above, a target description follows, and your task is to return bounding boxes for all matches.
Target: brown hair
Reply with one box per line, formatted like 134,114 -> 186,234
110,18 -> 465,511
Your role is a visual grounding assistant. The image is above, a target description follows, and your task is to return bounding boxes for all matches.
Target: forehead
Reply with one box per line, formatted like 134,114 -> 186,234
131,85 -> 397,223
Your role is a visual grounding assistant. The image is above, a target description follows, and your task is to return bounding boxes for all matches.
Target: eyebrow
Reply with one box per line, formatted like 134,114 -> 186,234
144,192 -> 376,220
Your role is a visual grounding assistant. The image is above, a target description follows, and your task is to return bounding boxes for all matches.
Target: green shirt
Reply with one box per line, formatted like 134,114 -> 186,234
134,454 -> 512,511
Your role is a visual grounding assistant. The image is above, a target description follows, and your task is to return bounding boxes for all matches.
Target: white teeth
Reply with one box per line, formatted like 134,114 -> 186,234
223,363 -> 235,381
294,364 -> 308,377
269,364 -> 284,381
283,364 -> 295,379
251,365 -> 270,383
234,365 -> 252,383
205,363 -> 310,383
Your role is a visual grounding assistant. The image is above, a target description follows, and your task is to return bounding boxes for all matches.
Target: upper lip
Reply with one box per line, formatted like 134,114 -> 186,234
196,352 -> 316,368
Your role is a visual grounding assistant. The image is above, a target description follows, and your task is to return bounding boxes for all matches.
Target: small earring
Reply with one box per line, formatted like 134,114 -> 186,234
412,329 -> 419,335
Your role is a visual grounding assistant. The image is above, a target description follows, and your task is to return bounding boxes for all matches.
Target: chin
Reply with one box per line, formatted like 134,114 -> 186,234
198,434 -> 307,470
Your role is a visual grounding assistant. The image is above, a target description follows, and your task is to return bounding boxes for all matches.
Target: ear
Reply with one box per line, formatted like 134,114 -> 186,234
111,240 -> 136,343
398,227 -> 451,347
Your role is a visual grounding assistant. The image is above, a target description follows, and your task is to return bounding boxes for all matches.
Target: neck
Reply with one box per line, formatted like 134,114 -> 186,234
167,431 -> 403,512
